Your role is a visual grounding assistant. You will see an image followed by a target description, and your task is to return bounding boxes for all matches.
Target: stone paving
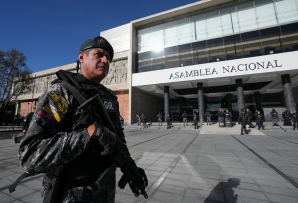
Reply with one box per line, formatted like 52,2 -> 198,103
0,122 -> 297,203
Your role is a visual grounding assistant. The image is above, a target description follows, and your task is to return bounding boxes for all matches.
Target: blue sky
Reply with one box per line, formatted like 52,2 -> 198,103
1,0 -> 198,72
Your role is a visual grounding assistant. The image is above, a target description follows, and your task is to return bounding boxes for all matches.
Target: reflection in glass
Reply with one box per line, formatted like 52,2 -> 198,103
255,0 -> 277,27
237,1 -> 258,32
192,41 -> 209,64
281,22 -> 298,52
274,0 -> 298,24
205,10 -> 222,39
260,27 -> 282,55
207,38 -> 225,62
224,34 -> 243,60
221,5 -> 239,35
241,30 -> 262,57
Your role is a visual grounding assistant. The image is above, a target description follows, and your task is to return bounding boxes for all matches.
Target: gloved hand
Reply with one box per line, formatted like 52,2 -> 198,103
91,122 -> 117,156
120,158 -> 148,189
137,167 -> 148,188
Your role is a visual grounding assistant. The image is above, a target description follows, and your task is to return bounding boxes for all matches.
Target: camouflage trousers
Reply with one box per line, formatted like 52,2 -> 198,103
58,173 -> 116,203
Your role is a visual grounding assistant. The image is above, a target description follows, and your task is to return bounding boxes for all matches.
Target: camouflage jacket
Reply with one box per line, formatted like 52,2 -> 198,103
18,71 -> 124,202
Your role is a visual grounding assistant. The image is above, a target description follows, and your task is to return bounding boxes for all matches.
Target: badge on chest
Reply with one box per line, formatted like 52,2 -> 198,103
102,98 -> 115,112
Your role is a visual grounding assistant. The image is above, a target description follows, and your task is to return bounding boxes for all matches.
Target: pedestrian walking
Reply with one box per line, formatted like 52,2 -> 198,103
291,110 -> 298,130
182,111 -> 188,126
238,111 -> 248,135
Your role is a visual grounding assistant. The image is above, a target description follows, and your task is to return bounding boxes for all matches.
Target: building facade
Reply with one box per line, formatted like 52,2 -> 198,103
17,0 -> 298,124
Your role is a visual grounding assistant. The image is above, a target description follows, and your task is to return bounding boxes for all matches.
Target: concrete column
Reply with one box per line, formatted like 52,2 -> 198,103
164,86 -> 170,122
197,83 -> 205,123
236,79 -> 245,112
227,93 -> 232,112
281,74 -> 295,113
254,91 -> 261,111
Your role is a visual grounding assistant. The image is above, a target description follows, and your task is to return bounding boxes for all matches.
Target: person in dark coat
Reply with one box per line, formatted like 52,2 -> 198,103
193,113 -> 199,129
166,114 -> 172,129
290,110 -> 298,131
246,108 -> 254,128
270,108 -> 279,126
257,111 -> 265,130
238,111 -> 248,135
282,109 -> 292,126
141,114 -> 146,128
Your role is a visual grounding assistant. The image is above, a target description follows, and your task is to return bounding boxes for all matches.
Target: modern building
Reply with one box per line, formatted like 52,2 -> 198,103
17,0 -> 298,123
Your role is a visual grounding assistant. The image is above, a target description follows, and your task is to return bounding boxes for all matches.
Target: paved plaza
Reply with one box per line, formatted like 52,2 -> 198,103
0,122 -> 298,203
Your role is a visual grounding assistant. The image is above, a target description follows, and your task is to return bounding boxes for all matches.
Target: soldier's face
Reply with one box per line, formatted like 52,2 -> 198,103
79,48 -> 110,83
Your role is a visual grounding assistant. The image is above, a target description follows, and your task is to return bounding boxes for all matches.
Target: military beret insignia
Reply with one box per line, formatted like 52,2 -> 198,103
98,38 -> 105,46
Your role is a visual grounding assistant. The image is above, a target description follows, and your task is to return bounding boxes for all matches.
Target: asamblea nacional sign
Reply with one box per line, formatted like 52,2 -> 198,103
132,51 -> 298,86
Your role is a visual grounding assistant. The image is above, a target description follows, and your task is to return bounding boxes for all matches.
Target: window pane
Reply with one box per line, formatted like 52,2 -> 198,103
281,22 -> 298,51
237,1 -> 258,32
191,14 -> 207,41
224,34 -> 243,60
177,18 -> 193,45
221,6 -> 240,35
255,0 -> 277,27
192,41 -> 208,64
138,27 -> 152,52
260,27 -> 282,54
151,24 -> 164,51
241,30 -> 262,57
274,0 -> 298,23
152,56 -> 165,70
165,55 -> 179,69
207,38 -> 225,62
205,10 -> 222,38
179,52 -> 194,67
164,21 -> 178,47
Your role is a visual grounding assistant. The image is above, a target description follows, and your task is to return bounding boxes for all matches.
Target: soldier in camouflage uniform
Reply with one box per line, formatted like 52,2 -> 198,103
18,36 -> 147,203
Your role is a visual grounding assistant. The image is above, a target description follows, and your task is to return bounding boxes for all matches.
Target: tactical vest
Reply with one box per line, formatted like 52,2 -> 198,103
54,70 -> 122,182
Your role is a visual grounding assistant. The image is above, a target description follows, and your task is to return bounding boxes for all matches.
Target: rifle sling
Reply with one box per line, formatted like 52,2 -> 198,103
9,172 -> 31,193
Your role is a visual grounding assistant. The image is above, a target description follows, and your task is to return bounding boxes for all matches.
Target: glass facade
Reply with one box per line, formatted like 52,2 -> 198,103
137,0 -> 298,73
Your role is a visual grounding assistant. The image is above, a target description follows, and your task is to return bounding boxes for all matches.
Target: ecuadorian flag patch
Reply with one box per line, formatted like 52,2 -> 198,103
38,103 -> 61,126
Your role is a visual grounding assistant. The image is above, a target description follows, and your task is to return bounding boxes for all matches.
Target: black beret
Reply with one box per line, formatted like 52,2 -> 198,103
79,36 -> 114,61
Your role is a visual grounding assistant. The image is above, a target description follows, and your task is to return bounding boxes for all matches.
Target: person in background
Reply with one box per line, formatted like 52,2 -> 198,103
193,113 -> 199,129
238,111 -> 248,135
166,114 -> 172,129
141,113 -> 146,128
245,108 -> 254,128
205,109 -> 211,125
257,111 -> 265,130
157,112 -> 162,126
291,110 -> 298,131
22,106 -> 36,134
136,114 -> 141,125
182,111 -> 188,126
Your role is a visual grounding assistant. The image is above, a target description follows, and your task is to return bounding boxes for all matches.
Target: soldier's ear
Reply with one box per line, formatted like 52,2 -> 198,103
78,51 -> 85,63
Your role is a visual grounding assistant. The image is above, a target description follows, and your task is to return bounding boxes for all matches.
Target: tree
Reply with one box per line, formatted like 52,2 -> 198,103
0,49 -> 32,113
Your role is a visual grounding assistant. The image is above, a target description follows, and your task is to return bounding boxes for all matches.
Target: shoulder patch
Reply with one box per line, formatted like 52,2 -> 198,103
102,99 -> 115,112
50,93 -> 68,114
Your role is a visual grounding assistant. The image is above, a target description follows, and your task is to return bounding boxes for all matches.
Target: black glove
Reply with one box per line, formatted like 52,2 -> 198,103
137,167 -> 148,188
91,122 -> 117,156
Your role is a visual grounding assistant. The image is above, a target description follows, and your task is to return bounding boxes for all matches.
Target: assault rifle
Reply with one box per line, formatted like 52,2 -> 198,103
73,90 -> 148,199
